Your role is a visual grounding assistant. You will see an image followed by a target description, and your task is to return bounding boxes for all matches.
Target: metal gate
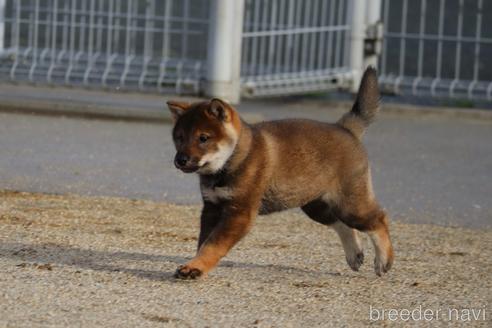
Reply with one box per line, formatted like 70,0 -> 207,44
379,0 -> 492,100
240,0 -> 355,97
0,0 -> 490,101
0,0 -> 209,94
0,0 -> 371,101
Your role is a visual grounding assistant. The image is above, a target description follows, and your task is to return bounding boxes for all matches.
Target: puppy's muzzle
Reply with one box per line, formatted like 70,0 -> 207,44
174,152 -> 199,173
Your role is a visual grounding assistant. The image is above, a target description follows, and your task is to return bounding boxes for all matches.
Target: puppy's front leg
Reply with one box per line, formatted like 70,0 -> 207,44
197,202 -> 222,250
175,206 -> 256,279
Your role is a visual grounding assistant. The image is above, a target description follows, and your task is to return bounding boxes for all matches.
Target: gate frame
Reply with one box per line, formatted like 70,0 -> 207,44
205,0 -> 383,101
349,0 -> 382,92
0,0 -> 384,102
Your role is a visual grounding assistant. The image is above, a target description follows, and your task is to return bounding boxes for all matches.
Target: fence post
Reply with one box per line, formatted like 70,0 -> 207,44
365,0 -> 382,69
349,0 -> 366,92
204,0 -> 244,104
0,0 -> 5,54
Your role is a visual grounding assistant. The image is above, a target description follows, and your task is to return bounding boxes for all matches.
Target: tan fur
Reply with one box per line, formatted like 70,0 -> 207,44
168,67 -> 394,279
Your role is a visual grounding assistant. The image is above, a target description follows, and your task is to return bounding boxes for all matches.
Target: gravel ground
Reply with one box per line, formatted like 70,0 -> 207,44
0,190 -> 490,327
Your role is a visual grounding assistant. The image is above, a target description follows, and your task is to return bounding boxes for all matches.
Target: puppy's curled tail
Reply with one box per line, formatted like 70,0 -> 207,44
338,67 -> 380,139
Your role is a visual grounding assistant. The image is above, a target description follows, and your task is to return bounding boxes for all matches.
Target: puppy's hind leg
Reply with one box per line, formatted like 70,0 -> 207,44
338,207 -> 394,276
338,171 -> 394,276
301,200 -> 364,271
331,221 -> 364,271
366,210 -> 394,276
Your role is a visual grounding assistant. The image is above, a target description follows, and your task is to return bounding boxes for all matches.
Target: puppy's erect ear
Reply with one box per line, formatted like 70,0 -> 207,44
206,98 -> 232,122
167,101 -> 190,122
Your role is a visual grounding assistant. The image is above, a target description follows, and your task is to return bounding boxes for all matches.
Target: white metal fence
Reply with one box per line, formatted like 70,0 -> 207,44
0,0 -> 490,102
0,0 -> 209,94
379,0 -> 492,100
240,0 -> 354,97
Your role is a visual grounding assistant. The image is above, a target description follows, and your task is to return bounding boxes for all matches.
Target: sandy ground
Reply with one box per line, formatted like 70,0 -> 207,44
0,190 -> 490,327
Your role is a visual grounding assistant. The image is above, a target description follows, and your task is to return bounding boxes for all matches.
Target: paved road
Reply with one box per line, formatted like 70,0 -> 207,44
0,100 -> 491,228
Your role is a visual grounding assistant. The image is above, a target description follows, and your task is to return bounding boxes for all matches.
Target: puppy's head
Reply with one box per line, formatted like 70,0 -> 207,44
167,98 -> 241,175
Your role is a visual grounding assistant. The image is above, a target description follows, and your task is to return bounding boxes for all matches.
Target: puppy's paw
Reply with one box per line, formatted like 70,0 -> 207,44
174,264 -> 204,280
346,251 -> 364,271
374,255 -> 393,276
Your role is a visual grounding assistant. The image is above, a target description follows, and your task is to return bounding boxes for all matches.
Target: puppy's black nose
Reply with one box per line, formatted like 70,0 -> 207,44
175,153 -> 190,168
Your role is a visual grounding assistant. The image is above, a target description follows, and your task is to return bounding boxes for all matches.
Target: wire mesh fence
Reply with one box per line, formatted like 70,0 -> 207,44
379,0 -> 492,100
0,0 -> 209,93
240,0 -> 353,97
0,0 -> 490,101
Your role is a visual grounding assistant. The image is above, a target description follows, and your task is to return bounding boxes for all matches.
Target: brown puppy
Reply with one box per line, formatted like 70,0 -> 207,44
168,67 -> 394,279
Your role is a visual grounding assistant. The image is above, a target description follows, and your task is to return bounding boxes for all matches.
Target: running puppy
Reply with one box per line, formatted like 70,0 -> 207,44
167,67 -> 394,279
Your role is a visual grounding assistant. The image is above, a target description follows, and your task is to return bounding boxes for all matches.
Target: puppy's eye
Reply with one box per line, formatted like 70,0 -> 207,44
199,134 -> 209,143
175,135 -> 184,143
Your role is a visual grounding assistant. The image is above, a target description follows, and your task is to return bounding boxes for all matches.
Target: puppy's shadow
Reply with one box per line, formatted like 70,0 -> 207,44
1,241 -> 184,281
0,241 -> 340,281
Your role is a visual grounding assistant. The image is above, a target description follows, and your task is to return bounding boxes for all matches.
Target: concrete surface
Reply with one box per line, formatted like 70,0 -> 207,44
0,84 -> 195,122
1,83 -> 492,122
0,98 -> 491,229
